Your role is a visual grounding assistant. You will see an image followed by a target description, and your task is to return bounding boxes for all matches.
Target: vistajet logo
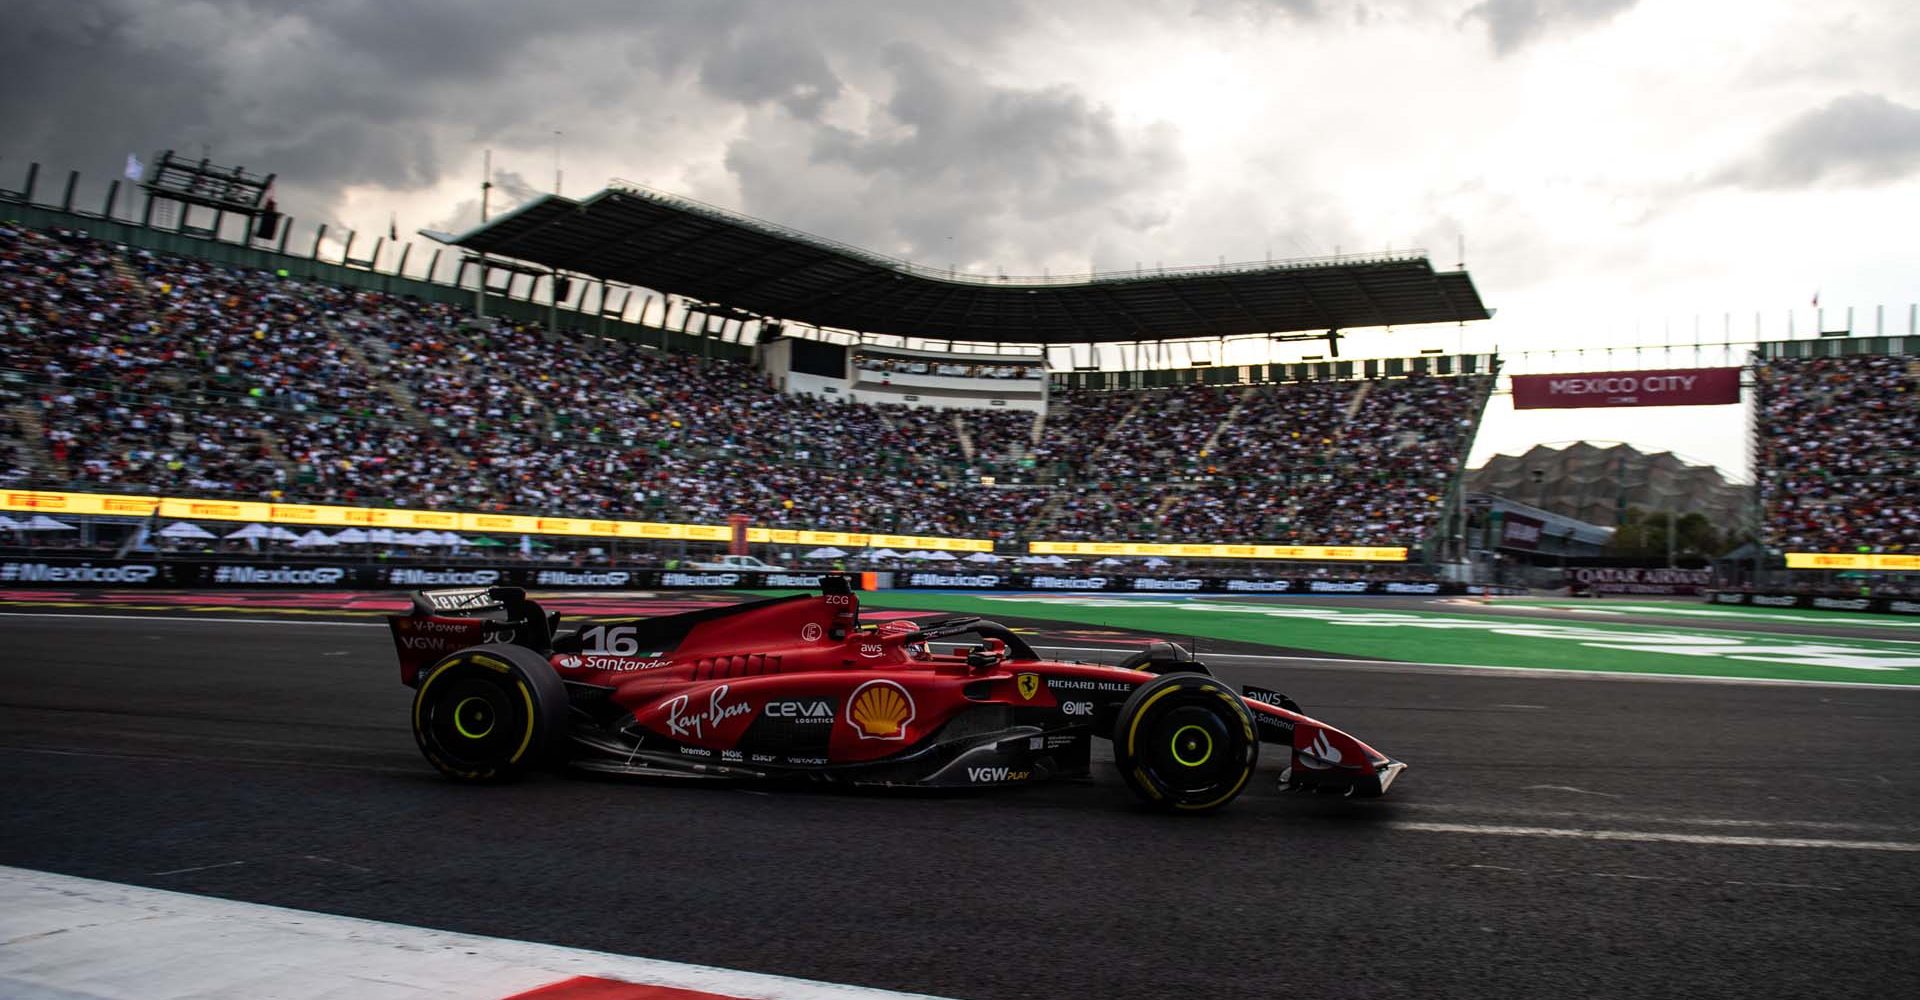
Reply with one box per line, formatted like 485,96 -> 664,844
533,570 -> 630,587
1132,578 -> 1203,591
0,562 -> 158,584
907,573 -> 1000,588
661,572 -> 740,587
390,568 -> 500,586
212,565 -> 346,585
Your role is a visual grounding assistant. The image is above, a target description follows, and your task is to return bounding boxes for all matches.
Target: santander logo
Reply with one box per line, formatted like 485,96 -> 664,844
1298,730 -> 1344,770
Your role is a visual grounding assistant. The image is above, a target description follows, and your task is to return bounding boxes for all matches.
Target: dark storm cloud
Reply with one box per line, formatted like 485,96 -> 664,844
720,42 -> 1183,271
1462,0 -> 1637,54
0,0 -> 1046,228
697,25 -> 844,120
1715,93 -> 1920,189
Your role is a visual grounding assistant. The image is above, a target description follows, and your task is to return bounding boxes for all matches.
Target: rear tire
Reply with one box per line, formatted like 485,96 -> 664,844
1112,672 -> 1257,814
411,644 -> 568,782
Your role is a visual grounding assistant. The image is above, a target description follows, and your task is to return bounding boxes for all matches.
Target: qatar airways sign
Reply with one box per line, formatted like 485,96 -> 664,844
1512,367 -> 1741,409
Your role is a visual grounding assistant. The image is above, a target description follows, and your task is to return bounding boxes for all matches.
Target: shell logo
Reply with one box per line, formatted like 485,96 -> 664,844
846,679 -> 916,740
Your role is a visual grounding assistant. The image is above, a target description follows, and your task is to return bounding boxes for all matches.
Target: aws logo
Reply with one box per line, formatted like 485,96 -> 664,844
846,679 -> 915,740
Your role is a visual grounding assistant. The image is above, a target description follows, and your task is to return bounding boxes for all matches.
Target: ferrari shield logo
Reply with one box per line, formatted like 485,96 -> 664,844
1016,673 -> 1041,700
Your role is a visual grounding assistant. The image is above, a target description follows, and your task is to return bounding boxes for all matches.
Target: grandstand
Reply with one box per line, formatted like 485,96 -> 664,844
0,214 -> 1494,561
7,156 -> 1917,592
1752,347 -> 1920,554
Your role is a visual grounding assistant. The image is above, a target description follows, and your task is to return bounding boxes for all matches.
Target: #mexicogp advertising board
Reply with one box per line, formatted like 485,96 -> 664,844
0,557 -> 1462,596
1511,367 -> 1741,410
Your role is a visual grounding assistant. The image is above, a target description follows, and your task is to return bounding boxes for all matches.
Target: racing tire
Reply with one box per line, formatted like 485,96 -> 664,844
411,643 -> 568,783
1112,672 -> 1258,814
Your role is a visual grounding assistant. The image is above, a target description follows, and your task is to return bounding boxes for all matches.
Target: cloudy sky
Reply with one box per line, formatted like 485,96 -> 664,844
5,0 -> 1917,479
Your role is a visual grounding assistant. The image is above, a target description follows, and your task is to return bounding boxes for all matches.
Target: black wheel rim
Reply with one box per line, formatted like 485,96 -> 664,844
425,675 -> 522,767
1139,701 -> 1238,796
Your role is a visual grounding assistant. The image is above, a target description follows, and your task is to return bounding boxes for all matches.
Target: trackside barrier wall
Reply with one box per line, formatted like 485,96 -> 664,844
0,558 -> 1508,595
0,560 -> 844,589
1705,591 -> 1920,618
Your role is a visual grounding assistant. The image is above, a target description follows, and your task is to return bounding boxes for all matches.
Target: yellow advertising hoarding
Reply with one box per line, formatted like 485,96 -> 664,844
1028,540 -> 1408,562
2,489 -> 991,551
1784,552 -> 1920,571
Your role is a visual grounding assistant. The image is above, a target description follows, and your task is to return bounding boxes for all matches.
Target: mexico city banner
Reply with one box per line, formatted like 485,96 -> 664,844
1512,367 -> 1741,409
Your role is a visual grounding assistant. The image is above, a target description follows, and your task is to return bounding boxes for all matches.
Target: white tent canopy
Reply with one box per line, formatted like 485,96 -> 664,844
224,523 -> 272,540
0,514 -> 24,530
1142,557 -> 1173,568
331,527 -> 370,544
865,548 -> 902,560
24,515 -> 78,532
291,529 -> 338,548
267,526 -> 303,542
923,550 -> 957,561
803,546 -> 849,560
962,552 -> 1002,563
1092,557 -> 1127,566
158,521 -> 216,540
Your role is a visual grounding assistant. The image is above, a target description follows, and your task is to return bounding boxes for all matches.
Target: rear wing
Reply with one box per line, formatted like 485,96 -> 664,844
391,586 -> 555,686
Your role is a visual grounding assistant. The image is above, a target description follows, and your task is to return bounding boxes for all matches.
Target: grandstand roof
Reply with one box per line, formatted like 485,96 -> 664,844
451,183 -> 1492,344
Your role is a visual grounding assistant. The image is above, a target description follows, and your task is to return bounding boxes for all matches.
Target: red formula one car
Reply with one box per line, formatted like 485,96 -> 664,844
389,578 -> 1404,813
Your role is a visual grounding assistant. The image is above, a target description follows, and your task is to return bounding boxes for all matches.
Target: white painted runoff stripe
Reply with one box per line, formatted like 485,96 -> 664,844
1026,644 -> 1920,691
0,865 -> 952,1000
1382,822 -> 1920,852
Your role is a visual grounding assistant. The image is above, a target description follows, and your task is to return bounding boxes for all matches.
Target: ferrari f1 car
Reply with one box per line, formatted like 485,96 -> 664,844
388,577 -> 1404,813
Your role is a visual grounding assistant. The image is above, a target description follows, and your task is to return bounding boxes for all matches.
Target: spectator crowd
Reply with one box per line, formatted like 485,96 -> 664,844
1,221 -> 1494,548
1755,354 -> 1919,552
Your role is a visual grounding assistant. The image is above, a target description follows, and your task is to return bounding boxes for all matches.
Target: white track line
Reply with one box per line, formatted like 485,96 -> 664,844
1383,822 -> 1920,852
1029,644 -> 1920,690
0,865 -> 950,1000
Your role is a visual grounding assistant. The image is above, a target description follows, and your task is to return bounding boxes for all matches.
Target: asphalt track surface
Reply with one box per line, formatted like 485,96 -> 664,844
2,595 -> 1918,999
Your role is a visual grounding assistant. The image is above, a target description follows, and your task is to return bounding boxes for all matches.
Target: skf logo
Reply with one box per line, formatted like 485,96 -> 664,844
847,680 -> 915,740
1016,673 -> 1041,700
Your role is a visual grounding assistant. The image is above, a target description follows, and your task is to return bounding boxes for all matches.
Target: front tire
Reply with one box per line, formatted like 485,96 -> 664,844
411,644 -> 568,782
1113,672 -> 1257,814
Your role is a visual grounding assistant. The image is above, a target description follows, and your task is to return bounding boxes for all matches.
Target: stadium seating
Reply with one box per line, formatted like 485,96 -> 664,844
0,221 -> 1491,547
1754,354 -> 1919,552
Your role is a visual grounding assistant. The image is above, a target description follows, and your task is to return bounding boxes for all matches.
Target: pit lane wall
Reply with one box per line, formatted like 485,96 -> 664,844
1705,590 -> 1920,617
0,557 -> 1519,596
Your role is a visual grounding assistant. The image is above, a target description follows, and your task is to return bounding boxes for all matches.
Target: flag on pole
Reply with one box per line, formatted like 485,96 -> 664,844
124,153 -> 144,182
